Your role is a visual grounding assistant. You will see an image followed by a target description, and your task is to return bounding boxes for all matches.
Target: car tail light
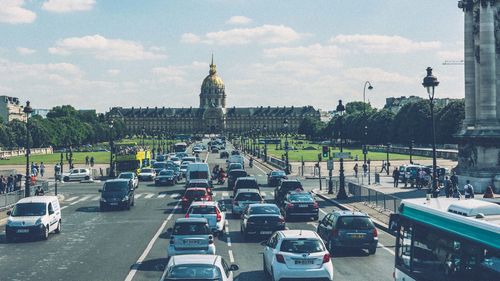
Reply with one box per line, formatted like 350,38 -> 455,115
275,254 -> 285,264
216,208 -> 222,222
181,196 -> 188,201
185,213 -> 189,218
331,229 -> 339,237
278,217 -> 285,224
287,203 -> 294,208
322,253 -> 330,263
313,202 -> 319,208
373,228 -> 378,238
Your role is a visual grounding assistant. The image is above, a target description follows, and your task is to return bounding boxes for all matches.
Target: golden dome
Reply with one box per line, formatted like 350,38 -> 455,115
201,55 -> 225,92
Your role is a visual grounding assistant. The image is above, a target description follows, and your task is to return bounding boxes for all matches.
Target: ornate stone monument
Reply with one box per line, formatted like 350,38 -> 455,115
456,0 -> 500,192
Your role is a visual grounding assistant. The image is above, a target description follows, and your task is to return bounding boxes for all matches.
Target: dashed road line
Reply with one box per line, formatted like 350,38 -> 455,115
65,196 -> 78,202
227,237 -> 232,247
319,208 -> 328,215
144,193 -> 155,199
134,194 -> 143,199
222,192 -> 228,197
228,250 -> 235,263
91,195 -> 101,201
170,193 -> 180,199
69,195 -> 92,205
157,194 -> 166,198
307,222 -> 318,228
378,242 -> 395,255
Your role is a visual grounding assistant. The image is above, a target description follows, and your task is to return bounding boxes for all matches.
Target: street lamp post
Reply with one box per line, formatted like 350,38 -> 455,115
256,127 -> 261,158
336,100 -> 348,200
422,67 -> 439,195
141,127 -> 145,147
284,119 -> 289,174
409,140 -> 415,164
24,101 -> 33,198
362,81 -> 373,166
263,125 -> 268,162
386,142 -> 391,175
109,120 -> 115,178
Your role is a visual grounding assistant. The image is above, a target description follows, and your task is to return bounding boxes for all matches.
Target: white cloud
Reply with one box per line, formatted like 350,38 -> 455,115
0,0 -> 36,24
107,69 -> 120,76
16,47 -> 36,55
49,34 -> 167,61
182,25 -> 301,45
343,67 -> 414,84
437,50 -> 463,61
330,34 -> 441,54
42,0 -> 95,13
226,16 -> 252,25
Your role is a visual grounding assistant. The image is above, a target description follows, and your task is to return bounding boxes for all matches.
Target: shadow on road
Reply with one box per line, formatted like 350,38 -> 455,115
133,257 -> 169,272
75,206 -> 101,212
235,270 -> 267,281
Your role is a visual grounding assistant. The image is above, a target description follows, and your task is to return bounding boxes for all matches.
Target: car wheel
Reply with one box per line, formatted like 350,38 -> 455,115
55,220 -> 61,234
131,199 -> 135,206
63,176 -> 69,182
313,215 -> 319,221
328,240 -> 335,254
369,246 -> 377,255
42,225 -> 49,240
126,202 -> 131,210
243,230 -> 249,241
100,203 -> 107,212
271,266 -> 277,281
84,176 -> 90,180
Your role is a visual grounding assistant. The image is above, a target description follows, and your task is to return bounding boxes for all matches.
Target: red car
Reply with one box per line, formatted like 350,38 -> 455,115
181,187 -> 213,210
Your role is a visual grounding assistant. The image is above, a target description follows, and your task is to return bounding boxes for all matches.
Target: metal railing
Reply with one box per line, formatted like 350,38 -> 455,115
0,180 -> 49,211
347,182 -> 401,213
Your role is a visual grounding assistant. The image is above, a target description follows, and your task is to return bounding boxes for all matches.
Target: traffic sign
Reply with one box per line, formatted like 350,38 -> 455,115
327,159 -> 334,170
333,152 -> 351,159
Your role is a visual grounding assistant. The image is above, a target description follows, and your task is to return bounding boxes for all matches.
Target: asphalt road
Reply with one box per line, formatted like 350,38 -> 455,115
0,142 -> 396,281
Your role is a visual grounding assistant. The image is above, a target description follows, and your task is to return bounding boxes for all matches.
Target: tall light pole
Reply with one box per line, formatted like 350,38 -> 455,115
409,140 -> 414,164
336,100 -> 347,200
141,127 -> 145,147
422,67 -> 439,195
284,119 -> 289,174
109,120 -> 115,178
256,127 -> 261,158
386,142 -> 391,175
362,81 -> 373,166
24,101 -> 33,198
263,124 -> 268,162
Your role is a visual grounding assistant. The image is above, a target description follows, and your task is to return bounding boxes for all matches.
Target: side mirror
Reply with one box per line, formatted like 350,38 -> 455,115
6,210 -> 11,216
98,189 -> 102,192
260,240 -> 268,247
389,213 -> 400,232
229,264 -> 239,271
166,227 -> 173,233
49,210 -> 55,215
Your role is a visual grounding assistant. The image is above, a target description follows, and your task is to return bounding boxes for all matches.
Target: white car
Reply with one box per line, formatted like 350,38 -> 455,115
170,157 -> 182,167
62,168 -> 92,182
167,218 -> 215,256
262,230 -> 334,281
118,172 -> 139,189
161,254 -> 239,281
138,168 -> 156,181
5,196 -> 62,242
231,188 -> 264,215
185,201 -> 227,236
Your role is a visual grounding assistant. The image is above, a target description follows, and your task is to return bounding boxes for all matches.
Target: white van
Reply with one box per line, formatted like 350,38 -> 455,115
186,163 -> 211,187
5,196 -> 61,242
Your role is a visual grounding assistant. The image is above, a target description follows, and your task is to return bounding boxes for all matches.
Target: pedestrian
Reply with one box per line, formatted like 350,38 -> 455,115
452,187 -> 461,198
54,163 -> 61,182
353,163 -> 358,178
432,185 -> 441,198
7,174 -> 13,193
0,175 -> 4,194
34,185 -> 44,196
40,162 -> 45,177
380,161 -> 386,173
404,170 -> 410,188
483,185 -> 495,198
90,156 -> 95,167
31,165 -> 37,177
362,163 -> 368,176
392,168 -> 400,188
463,180 -> 475,199
85,155 -> 90,166
450,171 -> 458,190
443,176 -> 452,198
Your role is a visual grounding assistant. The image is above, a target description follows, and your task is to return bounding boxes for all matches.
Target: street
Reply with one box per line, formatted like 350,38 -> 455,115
0,148 -> 396,281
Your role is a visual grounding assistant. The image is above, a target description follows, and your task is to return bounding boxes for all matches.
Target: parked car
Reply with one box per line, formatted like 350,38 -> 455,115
185,201 -> 226,236
155,169 -> 177,186
240,203 -> 285,240
267,170 -> 287,187
5,196 -> 61,242
281,191 -> 319,220
117,172 -> 139,189
233,176 -> 259,196
167,218 -> 215,256
138,168 -> 156,181
274,179 -> 304,205
99,179 -> 135,211
181,187 -> 213,211
316,210 -> 378,255
160,254 -> 239,281
231,189 -> 264,215
262,230 -> 333,281
62,168 -> 92,182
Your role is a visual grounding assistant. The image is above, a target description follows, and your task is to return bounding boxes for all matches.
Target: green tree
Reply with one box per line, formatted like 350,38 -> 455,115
435,100 -> 465,143
346,101 -> 372,115
46,105 -> 78,119
366,109 -> 394,144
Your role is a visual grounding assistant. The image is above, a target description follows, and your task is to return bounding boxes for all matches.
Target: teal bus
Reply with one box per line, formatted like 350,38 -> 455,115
390,198 -> 499,281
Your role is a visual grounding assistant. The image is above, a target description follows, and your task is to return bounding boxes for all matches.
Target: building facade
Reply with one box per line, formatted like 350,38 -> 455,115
0,96 -> 27,123
108,58 -> 320,135
384,96 -> 459,114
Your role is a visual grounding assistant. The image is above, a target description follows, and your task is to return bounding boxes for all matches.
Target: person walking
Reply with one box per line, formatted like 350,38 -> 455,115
90,156 -> 95,167
362,163 -> 368,177
40,162 -> 45,177
463,180 -> 474,199
452,187 -> 461,198
404,170 -> 410,188
7,174 -> 14,193
31,165 -> 38,177
353,163 -> 358,178
380,161 -> 387,174
450,171 -> 458,190
54,163 -> 61,182
0,175 -> 4,194
483,185 -> 495,198
85,155 -> 90,166
443,176 -> 452,198
392,168 -> 400,188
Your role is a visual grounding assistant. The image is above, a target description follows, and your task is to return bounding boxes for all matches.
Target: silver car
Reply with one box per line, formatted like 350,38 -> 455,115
161,254 -> 239,281
231,189 -> 264,215
167,218 -> 215,256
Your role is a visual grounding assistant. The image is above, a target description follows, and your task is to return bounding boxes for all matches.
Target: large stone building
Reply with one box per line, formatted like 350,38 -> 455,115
108,57 -> 320,135
384,96 -> 459,114
0,96 -> 27,123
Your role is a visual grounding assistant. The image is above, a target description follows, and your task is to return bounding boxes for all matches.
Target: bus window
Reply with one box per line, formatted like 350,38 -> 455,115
396,222 -> 412,271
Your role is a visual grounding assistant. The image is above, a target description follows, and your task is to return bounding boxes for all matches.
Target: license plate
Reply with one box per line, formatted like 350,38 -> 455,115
350,234 -> 365,239
184,240 -> 199,244
17,229 -> 29,233
260,231 -> 272,235
295,259 -> 314,265
299,204 -> 308,208
110,203 -> 118,206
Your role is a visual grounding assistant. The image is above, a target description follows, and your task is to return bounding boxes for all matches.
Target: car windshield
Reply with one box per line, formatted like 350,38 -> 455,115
288,193 -> 314,202
119,173 -> 133,179
153,162 -> 166,169
249,205 -> 280,215
280,239 -> 325,253
103,182 -> 128,192
236,193 -> 262,201
230,171 -> 247,177
160,170 -> 174,176
185,190 -> 207,198
236,179 -> 258,188
166,264 -> 221,280
171,157 -> 179,161
141,169 -> 153,173
282,182 -> 303,190
173,223 -> 210,235
189,206 -> 216,214
337,216 -> 374,230
11,203 -> 46,216
271,171 -> 286,176
189,182 -> 209,188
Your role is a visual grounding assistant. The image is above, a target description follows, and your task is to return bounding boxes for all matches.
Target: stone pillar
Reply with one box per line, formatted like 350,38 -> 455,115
496,1 -> 500,121
464,1 -> 476,126
478,0 -> 497,124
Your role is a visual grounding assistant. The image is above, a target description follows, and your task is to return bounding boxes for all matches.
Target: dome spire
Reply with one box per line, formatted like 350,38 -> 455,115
209,53 -> 216,75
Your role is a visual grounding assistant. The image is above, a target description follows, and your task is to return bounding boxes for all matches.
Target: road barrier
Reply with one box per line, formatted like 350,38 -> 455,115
346,182 -> 401,213
0,180 -> 49,211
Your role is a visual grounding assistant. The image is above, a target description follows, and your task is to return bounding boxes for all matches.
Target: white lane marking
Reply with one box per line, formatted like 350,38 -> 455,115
65,196 -> 78,202
228,250 -> 235,263
227,237 -> 232,247
307,222 -> 318,228
124,200 -> 180,281
69,195 -> 92,205
144,193 -> 155,199
252,161 -> 267,174
212,192 -> 216,197
378,241 -> 395,256
319,208 -> 328,215
91,195 -> 101,201
170,193 -> 180,199
134,193 -> 143,199
158,194 -> 166,198
222,192 -> 228,197
204,151 -> 209,163
60,206 -> 68,210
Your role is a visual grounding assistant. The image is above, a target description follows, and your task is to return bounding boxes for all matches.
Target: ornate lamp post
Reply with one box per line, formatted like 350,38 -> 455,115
283,119 -> 289,174
109,120 -> 115,178
362,81 -> 373,166
336,100 -> 348,200
152,129 -> 156,159
422,67 -> 439,195
256,127 -> 261,158
263,124 -> 268,162
24,101 -> 33,197
386,142 -> 391,175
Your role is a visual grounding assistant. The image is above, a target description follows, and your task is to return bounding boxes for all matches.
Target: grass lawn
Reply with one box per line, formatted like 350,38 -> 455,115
0,152 -> 110,165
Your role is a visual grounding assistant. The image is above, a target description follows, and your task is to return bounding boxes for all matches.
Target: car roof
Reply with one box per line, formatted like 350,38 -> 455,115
170,254 -> 219,265
190,179 -> 209,183
190,201 -> 217,207
248,203 -> 278,208
17,196 -> 58,204
287,190 -> 311,195
236,176 -> 256,181
120,172 -> 134,175
235,189 -> 261,194
277,229 -> 320,239
175,218 -> 208,224
185,187 -> 207,191
334,210 -> 369,217
105,179 -> 130,183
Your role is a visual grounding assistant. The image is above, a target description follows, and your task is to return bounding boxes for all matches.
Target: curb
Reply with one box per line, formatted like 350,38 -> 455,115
312,189 -> 392,236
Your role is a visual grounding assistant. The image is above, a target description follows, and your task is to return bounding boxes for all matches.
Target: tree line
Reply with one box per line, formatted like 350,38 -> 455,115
0,105 -> 127,149
298,99 -> 465,145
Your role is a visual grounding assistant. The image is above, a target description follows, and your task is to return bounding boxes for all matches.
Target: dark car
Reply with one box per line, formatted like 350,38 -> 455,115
219,151 -> 229,158
233,176 -> 259,196
317,211 -> 378,255
152,162 -> 167,175
185,179 -> 212,194
267,170 -> 287,187
227,169 -> 247,190
99,179 -> 135,211
231,150 -> 240,156
274,179 -> 304,205
281,191 -> 319,220
181,187 -> 213,211
240,203 -> 285,240
227,163 -> 243,173
155,169 -> 176,186
211,147 -> 219,153
156,154 -> 166,162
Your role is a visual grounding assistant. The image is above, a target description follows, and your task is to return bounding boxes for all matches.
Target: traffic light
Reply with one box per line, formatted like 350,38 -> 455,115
322,146 -> 328,158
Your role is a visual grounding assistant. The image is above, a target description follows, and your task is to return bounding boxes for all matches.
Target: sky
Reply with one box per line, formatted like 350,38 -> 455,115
0,0 -> 465,113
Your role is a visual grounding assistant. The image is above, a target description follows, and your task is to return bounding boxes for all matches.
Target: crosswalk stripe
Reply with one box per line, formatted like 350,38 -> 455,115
170,193 -> 180,199
134,194 -> 143,199
222,192 -> 228,197
158,194 -> 166,198
66,196 -> 78,202
144,193 -> 155,199
212,192 -> 216,197
307,222 -> 318,228
91,195 -> 101,201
